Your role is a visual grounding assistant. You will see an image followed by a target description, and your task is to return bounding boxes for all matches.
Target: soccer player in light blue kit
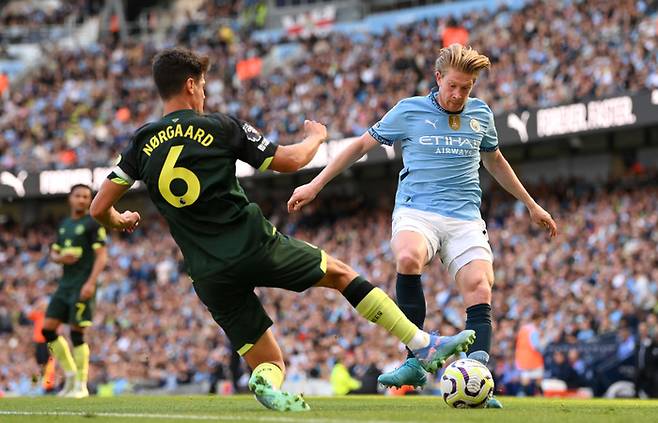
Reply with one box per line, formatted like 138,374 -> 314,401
288,44 -> 557,408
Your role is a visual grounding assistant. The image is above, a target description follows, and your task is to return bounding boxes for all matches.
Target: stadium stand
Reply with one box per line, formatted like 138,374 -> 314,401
0,0 -> 656,172
1,173 -> 657,396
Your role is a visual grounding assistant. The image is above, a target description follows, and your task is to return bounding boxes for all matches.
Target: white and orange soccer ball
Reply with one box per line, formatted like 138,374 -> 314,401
440,358 -> 494,408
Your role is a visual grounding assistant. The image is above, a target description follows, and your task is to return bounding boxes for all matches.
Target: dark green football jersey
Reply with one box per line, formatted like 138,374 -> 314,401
111,109 -> 278,280
52,214 -> 107,289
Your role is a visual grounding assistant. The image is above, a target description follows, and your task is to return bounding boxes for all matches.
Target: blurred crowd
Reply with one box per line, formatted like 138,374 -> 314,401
0,0 -> 104,44
1,171 -> 657,397
1,0 -> 657,173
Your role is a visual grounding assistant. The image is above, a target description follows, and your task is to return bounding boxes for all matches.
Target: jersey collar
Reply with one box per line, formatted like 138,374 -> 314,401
428,88 -> 463,115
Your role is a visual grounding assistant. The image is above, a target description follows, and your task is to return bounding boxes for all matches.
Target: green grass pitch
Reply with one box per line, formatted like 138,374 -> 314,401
1,395 -> 658,422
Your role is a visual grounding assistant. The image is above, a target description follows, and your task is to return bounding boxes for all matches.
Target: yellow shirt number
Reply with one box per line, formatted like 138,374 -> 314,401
158,145 -> 201,208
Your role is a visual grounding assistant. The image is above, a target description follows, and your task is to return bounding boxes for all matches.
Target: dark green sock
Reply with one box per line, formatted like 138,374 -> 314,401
465,303 -> 492,354
396,274 -> 425,358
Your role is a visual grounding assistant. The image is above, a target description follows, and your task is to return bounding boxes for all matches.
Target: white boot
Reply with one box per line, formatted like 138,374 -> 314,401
57,372 -> 76,397
65,380 -> 89,398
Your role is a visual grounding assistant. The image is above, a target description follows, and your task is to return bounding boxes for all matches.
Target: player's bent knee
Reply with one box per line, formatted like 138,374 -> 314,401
396,251 -> 424,274
463,277 -> 492,306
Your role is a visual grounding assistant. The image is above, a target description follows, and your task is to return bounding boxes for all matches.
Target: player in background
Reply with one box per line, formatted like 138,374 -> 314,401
43,184 -> 108,398
90,48 -> 476,412
288,44 -> 558,408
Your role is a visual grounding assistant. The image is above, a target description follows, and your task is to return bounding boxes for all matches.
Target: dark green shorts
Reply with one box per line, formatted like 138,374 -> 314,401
45,287 -> 94,327
193,232 -> 327,356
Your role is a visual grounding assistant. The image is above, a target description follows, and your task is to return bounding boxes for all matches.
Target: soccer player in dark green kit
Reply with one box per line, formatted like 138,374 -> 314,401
90,48 -> 475,411
43,184 -> 108,398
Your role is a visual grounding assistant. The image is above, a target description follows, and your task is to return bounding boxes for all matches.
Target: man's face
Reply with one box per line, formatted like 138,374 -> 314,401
69,187 -> 92,214
191,74 -> 206,113
435,68 -> 475,112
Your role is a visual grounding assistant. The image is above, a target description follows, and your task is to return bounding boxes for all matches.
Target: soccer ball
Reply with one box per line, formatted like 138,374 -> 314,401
440,358 -> 494,408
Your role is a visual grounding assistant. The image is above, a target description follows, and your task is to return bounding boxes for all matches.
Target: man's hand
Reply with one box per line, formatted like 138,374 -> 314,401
287,182 -> 320,213
119,210 -> 141,233
79,281 -> 95,301
304,120 -> 328,143
528,204 -> 557,238
59,254 -> 80,265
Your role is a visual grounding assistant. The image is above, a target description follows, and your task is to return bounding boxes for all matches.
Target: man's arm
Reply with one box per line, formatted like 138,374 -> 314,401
89,179 -> 141,232
79,246 -> 107,301
268,120 -> 328,173
50,248 -> 79,265
287,132 -> 379,212
481,149 -> 557,237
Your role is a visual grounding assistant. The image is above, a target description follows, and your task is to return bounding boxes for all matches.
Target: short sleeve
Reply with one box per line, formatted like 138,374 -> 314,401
109,133 -> 141,186
227,117 -> 278,171
480,112 -> 499,152
367,102 -> 407,146
88,221 -> 107,250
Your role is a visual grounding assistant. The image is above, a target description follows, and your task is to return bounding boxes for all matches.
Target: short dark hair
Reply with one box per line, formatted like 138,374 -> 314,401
152,48 -> 210,100
69,184 -> 92,196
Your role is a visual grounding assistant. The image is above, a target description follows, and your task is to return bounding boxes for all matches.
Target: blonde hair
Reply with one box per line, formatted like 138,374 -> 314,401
435,44 -> 491,77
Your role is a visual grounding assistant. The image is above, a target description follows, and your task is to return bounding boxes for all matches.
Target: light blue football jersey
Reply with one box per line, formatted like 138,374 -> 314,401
368,89 -> 498,221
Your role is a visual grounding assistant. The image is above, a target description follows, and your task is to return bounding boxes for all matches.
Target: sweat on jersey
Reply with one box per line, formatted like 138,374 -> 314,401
368,89 -> 499,221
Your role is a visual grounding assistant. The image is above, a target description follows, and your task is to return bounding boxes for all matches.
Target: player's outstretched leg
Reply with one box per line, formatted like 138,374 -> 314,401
317,257 -> 476,382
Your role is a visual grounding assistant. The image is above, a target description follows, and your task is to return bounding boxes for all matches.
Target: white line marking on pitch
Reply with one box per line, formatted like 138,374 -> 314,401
0,410 -> 406,423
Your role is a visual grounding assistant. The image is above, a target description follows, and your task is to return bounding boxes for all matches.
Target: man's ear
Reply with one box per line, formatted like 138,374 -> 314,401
185,77 -> 195,95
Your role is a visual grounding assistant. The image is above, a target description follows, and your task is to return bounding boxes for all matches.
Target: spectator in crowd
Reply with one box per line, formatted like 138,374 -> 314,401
636,318 -> 658,397
1,169 -> 658,396
545,350 -> 580,389
514,313 -> 546,396
1,0 -> 656,173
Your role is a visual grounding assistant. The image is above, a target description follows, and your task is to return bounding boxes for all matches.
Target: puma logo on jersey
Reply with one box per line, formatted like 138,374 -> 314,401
425,119 -> 439,129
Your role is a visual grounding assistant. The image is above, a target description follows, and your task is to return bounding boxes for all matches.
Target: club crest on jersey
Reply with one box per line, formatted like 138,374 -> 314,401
242,122 -> 263,143
470,119 -> 481,133
448,115 -> 461,131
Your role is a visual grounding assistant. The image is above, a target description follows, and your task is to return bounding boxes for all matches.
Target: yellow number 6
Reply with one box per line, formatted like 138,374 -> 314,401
158,145 -> 201,208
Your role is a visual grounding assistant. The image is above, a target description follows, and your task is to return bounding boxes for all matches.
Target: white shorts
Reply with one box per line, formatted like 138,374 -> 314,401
391,207 -> 493,279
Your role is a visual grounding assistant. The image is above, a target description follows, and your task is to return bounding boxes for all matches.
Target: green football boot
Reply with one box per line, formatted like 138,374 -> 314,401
468,350 -> 503,409
248,373 -> 310,412
377,357 -> 428,388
